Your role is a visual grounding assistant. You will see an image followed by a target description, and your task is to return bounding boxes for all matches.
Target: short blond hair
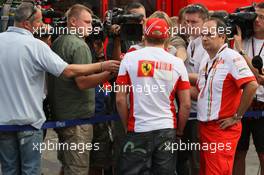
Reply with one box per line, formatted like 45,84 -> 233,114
66,4 -> 93,22
149,11 -> 172,28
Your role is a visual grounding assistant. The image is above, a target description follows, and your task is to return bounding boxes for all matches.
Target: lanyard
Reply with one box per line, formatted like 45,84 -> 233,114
200,58 -> 219,99
252,38 -> 264,57
191,43 -> 195,58
204,45 -> 227,81
205,59 -> 218,81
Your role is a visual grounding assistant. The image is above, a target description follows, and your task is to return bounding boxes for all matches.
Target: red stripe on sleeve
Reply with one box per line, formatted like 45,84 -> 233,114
116,73 -> 130,85
177,77 -> 191,90
236,76 -> 256,88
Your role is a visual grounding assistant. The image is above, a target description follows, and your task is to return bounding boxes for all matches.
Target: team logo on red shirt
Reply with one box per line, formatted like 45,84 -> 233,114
138,60 -> 155,77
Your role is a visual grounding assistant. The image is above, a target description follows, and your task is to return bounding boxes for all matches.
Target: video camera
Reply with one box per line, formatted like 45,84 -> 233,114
104,7 -> 144,41
223,4 -> 263,75
225,4 -> 257,39
87,17 -> 105,42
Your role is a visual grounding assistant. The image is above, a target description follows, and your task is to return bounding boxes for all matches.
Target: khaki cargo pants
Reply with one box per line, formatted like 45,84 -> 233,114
56,124 -> 93,175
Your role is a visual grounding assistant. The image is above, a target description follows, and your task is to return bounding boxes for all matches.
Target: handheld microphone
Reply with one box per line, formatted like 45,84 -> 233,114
252,55 -> 263,75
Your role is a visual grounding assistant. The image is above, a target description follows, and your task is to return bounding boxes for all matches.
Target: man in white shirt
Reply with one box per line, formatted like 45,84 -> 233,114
178,4 -> 209,175
0,2 -> 119,175
116,17 -> 191,175
192,18 -> 258,175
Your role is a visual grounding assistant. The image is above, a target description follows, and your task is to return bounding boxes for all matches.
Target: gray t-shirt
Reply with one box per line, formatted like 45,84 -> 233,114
0,27 -> 68,129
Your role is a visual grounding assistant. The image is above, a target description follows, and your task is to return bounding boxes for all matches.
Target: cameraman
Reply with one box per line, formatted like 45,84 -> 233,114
103,3 -> 146,174
106,2 -> 146,60
233,2 -> 264,175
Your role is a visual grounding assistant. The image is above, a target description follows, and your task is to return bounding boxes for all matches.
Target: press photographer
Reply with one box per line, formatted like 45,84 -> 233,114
210,4 -> 257,40
106,2 -> 146,60
104,7 -> 144,41
233,2 -> 264,175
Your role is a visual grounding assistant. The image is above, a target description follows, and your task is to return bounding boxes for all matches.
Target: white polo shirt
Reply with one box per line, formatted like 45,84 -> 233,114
116,47 -> 190,132
0,27 -> 68,129
127,44 -> 177,55
197,44 -> 255,122
243,37 -> 264,102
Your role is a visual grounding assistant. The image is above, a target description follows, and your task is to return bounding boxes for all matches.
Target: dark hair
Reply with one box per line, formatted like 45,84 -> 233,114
184,3 -> 209,20
125,2 -> 145,12
205,17 -> 228,43
209,17 -> 227,34
210,10 -> 228,21
256,2 -> 264,9
145,36 -> 167,45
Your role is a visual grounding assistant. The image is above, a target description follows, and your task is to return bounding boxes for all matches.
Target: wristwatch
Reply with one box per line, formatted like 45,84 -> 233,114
239,50 -> 247,56
233,113 -> 243,120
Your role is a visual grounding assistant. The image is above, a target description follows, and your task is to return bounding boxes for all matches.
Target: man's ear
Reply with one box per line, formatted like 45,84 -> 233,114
219,33 -> 226,40
22,20 -> 32,31
69,17 -> 76,27
222,35 -> 227,41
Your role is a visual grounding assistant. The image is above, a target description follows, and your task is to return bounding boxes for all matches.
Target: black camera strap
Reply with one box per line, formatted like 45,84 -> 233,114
252,38 -> 264,57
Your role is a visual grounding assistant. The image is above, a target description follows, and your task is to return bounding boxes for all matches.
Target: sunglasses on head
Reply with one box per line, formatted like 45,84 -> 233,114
185,4 -> 207,13
23,1 -> 37,21
186,4 -> 203,10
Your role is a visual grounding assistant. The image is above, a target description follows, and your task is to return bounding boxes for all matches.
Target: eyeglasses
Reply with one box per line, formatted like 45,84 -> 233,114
185,4 -> 205,13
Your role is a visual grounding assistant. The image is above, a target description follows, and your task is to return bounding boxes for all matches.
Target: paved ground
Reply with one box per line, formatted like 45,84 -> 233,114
41,130 -> 61,174
0,129 -> 261,175
41,129 -> 261,175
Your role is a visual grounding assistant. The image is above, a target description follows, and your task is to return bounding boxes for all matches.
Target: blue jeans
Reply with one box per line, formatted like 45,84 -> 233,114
118,128 -> 177,175
0,130 -> 43,175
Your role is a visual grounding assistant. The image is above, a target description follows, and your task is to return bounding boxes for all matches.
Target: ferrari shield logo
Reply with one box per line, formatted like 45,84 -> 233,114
138,60 -> 155,77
